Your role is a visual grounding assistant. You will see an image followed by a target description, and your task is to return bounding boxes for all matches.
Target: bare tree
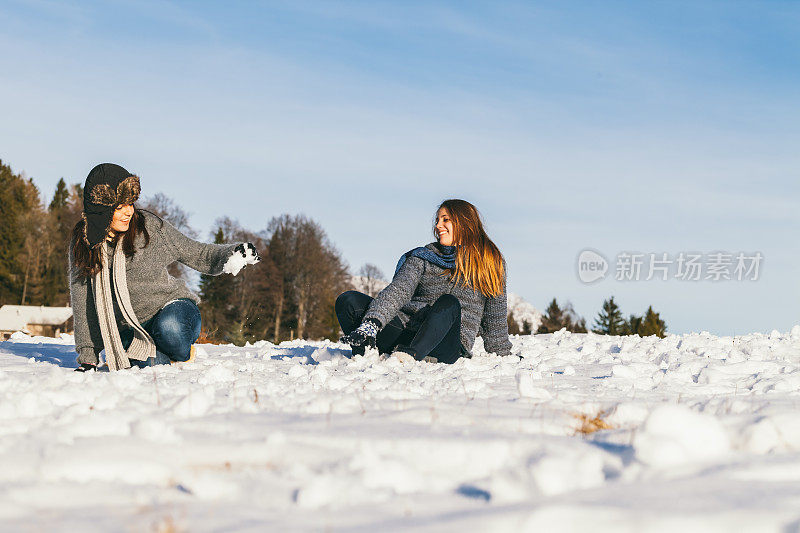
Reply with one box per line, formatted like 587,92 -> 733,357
266,214 -> 349,341
357,263 -> 386,297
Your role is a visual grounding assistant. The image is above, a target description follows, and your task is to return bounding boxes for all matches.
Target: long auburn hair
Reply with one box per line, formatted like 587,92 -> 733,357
70,209 -> 150,278
435,199 -> 505,297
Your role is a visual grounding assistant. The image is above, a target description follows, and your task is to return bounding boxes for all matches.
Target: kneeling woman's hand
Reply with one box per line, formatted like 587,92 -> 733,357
223,243 -> 261,275
340,318 -> 381,348
235,243 -> 261,263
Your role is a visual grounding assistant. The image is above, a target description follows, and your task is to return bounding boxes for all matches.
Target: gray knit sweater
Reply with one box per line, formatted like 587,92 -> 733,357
69,211 -> 238,365
363,243 -> 512,357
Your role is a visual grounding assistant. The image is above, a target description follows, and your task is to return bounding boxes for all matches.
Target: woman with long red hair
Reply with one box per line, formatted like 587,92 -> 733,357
337,199 -> 512,363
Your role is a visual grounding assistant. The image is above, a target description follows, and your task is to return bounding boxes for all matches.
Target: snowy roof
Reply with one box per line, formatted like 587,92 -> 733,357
0,305 -> 73,331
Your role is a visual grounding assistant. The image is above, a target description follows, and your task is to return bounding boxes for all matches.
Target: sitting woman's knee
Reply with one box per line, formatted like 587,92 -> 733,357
336,290 -> 367,312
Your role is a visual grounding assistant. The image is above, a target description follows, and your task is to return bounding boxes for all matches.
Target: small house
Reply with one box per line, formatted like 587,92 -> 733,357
0,305 -> 74,340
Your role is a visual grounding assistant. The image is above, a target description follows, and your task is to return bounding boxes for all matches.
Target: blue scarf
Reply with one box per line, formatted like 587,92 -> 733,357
395,243 -> 457,275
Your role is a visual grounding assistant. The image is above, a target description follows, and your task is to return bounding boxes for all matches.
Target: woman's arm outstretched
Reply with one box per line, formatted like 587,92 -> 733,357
153,214 -> 240,276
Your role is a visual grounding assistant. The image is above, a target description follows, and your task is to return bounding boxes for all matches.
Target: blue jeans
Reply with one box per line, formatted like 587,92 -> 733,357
120,299 -> 202,367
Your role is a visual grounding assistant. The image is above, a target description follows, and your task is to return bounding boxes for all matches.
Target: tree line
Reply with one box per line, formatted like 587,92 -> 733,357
0,161 -> 81,307
529,296 -> 667,338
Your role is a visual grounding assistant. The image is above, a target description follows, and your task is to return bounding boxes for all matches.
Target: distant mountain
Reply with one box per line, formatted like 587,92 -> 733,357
507,293 -> 543,333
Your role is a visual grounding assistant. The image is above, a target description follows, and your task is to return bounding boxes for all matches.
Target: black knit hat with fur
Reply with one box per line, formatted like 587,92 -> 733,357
82,163 -> 141,247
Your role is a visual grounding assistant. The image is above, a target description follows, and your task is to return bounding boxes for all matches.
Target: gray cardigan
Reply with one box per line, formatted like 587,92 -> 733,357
363,243 -> 512,357
69,211 -> 238,365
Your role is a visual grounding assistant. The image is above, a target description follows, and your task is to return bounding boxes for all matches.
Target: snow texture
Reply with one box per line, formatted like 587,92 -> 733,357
1,326 -> 800,531
222,246 -> 259,276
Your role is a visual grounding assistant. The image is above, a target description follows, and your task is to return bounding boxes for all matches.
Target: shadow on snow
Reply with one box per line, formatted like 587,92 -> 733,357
0,340 -> 79,368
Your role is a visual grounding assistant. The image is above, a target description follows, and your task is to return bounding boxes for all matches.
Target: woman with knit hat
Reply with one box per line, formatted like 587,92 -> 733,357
69,163 -> 260,372
336,199 -> 512,364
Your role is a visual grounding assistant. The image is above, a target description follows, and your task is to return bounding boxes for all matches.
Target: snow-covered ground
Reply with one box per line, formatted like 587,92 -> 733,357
2,328 -> 800,532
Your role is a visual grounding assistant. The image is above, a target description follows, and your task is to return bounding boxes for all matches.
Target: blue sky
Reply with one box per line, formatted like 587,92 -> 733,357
1,0 -> 798,335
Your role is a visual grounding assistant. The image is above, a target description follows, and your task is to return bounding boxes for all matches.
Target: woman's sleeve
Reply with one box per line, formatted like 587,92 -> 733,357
480,275 -> 513,357
362,256 -> 425,327
155,215 -> 239,275
68,242 -> 102,365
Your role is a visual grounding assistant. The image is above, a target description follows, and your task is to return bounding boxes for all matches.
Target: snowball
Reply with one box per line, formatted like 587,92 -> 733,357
222,246 -> 259,276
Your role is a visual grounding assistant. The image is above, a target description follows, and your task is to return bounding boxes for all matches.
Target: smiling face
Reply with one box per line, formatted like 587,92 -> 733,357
435,207 -> 456,246
109,204 -> 134,234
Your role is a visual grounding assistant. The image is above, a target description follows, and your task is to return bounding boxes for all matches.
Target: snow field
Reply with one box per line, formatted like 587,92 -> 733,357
0,327 -> 799,531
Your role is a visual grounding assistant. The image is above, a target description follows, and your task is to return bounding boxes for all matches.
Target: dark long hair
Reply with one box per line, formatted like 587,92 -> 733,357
70,209 -> 150,278
434,199 -> 505,297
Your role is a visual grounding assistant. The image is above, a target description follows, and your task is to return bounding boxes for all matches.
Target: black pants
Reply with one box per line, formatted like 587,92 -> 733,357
335,290 -> 465,364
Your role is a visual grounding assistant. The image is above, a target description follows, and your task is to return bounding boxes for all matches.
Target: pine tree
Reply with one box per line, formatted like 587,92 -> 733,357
623,314 -> 643,336
638,306 -> 667,338
0,166 -> 48,306
49,178 -> 69,211
0,160 -> 33,304
593,296 -> 625,335
537,298 -> 587,334
568,312 -> 588,334
42,180 -> 83,305
537,298 -> 564,333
